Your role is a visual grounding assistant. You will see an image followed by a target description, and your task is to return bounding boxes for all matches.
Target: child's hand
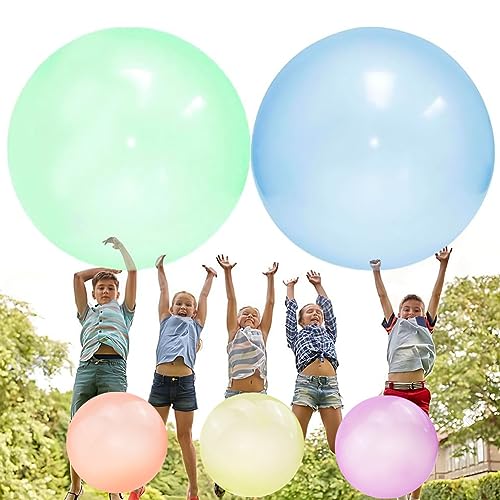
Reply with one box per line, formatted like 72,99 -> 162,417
306,270 -> 321,285
435,246 -> 452,263
283,277 -> 299,286
216,254 -> 237,270
263,262 -> 279,276
202,265 -> 218,278
155,255 -> 166,268
103,236 -> 123,249
370,259 -> 381,271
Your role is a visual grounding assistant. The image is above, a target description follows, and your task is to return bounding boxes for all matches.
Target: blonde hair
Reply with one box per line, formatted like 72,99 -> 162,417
238,306 -> 260,316
171,291 -> 197,308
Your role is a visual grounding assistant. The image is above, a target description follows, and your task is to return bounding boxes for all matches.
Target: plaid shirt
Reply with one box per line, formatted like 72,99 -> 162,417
285,295 -> 338,373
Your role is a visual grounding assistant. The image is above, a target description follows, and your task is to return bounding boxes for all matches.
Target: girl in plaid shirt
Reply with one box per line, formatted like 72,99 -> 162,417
284,271 -> 342,453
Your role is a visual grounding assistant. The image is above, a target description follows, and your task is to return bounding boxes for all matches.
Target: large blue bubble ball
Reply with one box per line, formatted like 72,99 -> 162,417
252,27 -> 494,269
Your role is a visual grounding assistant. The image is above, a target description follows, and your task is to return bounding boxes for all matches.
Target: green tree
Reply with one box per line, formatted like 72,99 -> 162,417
0,294 -> 72,499
428,276 -> 500,452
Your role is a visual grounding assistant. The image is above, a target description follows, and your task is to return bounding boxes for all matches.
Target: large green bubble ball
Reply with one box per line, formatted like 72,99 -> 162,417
8,28 -> 249,268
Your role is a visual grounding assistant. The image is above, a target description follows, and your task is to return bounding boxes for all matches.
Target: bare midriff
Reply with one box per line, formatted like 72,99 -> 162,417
95,344 -> 119,355
388,369 -> 425,382
230,371 -> 265,392
301,357 -> 336,376
156,356 -> 193,377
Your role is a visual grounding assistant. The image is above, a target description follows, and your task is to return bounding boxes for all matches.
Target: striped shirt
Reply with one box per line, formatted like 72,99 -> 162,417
78,300 -> 135,361
156,315 -> 203,370
227,327 -> 267,387
286,296 -> 338,373
383,313 -> 436,376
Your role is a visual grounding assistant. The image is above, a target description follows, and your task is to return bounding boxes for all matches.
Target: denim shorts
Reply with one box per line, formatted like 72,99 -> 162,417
225,388 -> 267,399
148,372 -> 197,412
70,356 -> 127,418
292,373 -> 343,411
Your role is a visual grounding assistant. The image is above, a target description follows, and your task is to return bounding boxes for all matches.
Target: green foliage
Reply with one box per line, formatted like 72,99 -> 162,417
421,473 -> 500,500
263,429 -> 364,500
0,294 -> 72,499
421,478 -> 477,500
428,276 -> 500,452
477,471 -> 500,500
2,285 -> 498,499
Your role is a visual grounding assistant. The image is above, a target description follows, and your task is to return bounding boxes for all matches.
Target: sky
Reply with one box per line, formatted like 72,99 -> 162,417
0,0 -> 498,439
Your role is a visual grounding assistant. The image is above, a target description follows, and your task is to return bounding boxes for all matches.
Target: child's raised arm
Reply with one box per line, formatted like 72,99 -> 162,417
306,270 -> 327,297
427,247 -> 452,320
196,265 -> 218,326
216,254 -> 238,339
370,259 -> 394,322
260,262 -> 279,341
307,270 -> 337,339
73,267 -> 121,317
155,255 -> 170,323
103,236 -> 137,311
284,277 -> 299,347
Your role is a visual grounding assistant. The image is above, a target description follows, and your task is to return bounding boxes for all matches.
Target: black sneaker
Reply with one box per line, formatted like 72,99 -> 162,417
214,483 -> 226,498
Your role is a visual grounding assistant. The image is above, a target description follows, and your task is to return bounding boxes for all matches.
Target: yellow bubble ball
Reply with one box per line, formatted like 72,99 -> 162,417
200,393 -> 304,497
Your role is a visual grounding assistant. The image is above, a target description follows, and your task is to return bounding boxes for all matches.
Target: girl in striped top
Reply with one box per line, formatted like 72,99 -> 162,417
213,254 -> 278,497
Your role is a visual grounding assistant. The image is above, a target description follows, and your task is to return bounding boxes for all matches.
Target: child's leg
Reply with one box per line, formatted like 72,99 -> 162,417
63,465 -> 82,498
66,361 -> 98,497
383,386 -> 430,500
96,358 -> 130,499
318,407 -> 342,453
174,410 -> 198,499
291,374 -> 319,437
317,376 -> 343,453
292,405 -> 314,438
154,404 -> 171,424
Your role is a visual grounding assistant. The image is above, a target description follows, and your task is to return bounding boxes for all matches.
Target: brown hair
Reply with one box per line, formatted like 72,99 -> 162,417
298,303 -> 322,325
172,291 -> 197,308
92,271 -> 119,290
399,294 -> 425,312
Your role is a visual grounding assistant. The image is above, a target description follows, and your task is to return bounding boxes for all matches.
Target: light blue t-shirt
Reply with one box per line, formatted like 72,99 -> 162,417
156,315 -> 203,370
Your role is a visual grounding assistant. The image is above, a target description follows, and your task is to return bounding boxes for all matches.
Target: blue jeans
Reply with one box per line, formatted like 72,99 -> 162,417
70,356 -> 127,417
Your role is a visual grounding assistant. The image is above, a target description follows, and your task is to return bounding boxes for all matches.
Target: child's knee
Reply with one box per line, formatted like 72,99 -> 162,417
176,429 -> 193,443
